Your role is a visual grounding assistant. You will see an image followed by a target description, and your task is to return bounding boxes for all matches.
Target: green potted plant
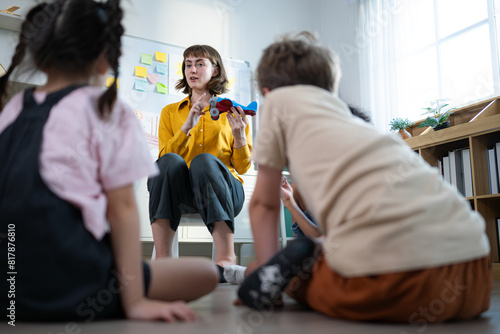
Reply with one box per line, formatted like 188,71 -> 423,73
417,99 -> 456,131
389,117 -> 413,139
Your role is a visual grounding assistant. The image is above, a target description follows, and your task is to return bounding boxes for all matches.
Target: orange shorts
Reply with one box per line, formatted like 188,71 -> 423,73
286,254 -> 492,323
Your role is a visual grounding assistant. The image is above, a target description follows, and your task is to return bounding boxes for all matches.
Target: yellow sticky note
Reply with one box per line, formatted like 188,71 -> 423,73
135,66 -> 147,78
105,77 -> 119,89
155,51 -> 167,62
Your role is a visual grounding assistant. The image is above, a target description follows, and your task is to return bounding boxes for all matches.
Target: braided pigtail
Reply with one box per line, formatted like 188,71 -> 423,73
1,4 -> 46,108
97,0 -> 124,119
0,38 -> 27,109
1,0 -> 124,118
0,1 -> 65,109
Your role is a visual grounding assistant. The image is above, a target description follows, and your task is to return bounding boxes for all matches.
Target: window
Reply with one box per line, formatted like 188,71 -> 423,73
360,0 -> 499,131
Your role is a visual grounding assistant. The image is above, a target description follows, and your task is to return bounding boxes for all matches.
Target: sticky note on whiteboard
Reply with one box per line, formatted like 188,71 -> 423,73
155,51 -> 167,62
105,76 -> 119,88
156,83 -> 167,94
135,66 -> 147,78
156,63 -> 167,74
141,53 -> 153,65
134,79 -> 147,92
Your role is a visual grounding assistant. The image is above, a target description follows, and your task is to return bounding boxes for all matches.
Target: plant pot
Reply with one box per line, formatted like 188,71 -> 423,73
398,129 -> 412,139
433,121 -> 450,131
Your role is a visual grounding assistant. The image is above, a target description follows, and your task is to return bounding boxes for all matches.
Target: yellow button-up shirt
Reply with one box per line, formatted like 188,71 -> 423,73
158,96 -> 253,183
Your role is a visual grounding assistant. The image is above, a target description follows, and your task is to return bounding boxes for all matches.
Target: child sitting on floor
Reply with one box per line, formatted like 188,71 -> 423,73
0,0 -> 218,322
237,31 -> 492,323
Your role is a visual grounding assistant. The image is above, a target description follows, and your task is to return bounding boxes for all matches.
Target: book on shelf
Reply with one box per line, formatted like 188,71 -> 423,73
449,150 -> 458,189
439,149 -> 472,197
496,142 -> 500,189
487,147 -> 499,194
442,156 -> 451,184
462,148 -> 473,197
454,150 -> 465,196
497,218 -> 500,260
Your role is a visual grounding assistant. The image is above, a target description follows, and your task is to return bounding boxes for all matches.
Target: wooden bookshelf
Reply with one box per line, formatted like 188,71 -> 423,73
405,96 -> 500,280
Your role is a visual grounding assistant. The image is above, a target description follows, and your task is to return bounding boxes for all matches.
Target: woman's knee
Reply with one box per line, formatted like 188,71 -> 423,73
190,153 -> 221,179
157,153 -> 187,172
190,153 -> 217,170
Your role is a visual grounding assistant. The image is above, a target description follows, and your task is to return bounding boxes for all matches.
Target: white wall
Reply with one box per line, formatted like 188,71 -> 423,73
121,0 -> 225,53
121,0 -> 360,104
224,0 -> 322,71
0,0 -> 360,101
0,28 -> 19,70
122,0 -> 323,71
318,0 -> 363,112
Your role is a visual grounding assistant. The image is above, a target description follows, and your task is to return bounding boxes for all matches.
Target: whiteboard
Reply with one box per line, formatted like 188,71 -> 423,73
116,34 -> 254,160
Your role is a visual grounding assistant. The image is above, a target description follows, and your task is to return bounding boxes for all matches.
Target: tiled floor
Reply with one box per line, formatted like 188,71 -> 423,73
2,281 -> 499,334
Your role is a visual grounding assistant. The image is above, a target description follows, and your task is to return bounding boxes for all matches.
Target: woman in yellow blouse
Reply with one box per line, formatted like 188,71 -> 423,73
147,45 -> 252,282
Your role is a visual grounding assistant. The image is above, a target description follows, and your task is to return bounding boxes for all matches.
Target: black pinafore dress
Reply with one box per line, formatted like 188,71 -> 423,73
0,87 -> 149,322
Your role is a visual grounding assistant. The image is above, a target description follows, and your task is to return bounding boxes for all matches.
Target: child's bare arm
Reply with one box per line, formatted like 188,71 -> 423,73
285,200 -> 322,238
249,165 -> 283,265
106,184 -> 196,322
280,177 -> 321,238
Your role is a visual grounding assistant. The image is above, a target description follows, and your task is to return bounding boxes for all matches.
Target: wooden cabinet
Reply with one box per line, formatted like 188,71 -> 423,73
405,96 -> 500,279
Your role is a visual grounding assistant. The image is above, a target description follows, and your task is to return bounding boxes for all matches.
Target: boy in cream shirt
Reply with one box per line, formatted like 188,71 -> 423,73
238,32 -> 492,323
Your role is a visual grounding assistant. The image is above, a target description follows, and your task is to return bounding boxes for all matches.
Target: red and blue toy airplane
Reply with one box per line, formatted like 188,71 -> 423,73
209,95 -> 258,121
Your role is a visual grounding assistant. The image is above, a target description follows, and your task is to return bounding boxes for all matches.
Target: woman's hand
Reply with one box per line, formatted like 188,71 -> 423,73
126,298 -> 197,322
181,93 -> 207,135
227,106 -> 248,149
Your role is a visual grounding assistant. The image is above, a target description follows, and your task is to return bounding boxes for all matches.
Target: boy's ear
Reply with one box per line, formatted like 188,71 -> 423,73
262,87 -> 271,95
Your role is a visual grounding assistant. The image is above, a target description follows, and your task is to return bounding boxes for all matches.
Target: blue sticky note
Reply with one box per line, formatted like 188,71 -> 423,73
156,63 -> 167,74
134,79 -> 147,92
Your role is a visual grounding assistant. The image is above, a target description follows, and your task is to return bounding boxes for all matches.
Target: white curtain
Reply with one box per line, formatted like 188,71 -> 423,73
358,0 -> 497,132
358,0 -> 405,132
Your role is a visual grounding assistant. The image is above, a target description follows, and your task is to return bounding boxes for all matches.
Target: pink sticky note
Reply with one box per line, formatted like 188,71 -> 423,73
148,73 -> 159,84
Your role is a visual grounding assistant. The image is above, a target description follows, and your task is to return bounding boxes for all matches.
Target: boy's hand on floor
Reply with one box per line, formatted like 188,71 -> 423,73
126,298 -> 197,322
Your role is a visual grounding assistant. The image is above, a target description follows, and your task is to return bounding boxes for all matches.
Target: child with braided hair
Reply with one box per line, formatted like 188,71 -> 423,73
0,0 -> 218,322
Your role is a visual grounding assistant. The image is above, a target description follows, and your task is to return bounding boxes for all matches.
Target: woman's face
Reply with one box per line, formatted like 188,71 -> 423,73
184,55 -> 218,91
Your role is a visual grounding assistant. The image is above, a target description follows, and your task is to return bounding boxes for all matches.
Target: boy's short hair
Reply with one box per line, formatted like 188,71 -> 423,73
257,31 -> 341,94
